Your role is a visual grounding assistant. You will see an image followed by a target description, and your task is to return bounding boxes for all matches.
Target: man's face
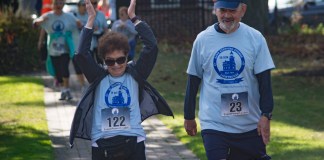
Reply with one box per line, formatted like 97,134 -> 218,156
215,4 -> 246,33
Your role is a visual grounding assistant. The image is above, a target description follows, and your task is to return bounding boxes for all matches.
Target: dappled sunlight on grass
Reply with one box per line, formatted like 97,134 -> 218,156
269,121 -> 324,159
0,76 -> 54,160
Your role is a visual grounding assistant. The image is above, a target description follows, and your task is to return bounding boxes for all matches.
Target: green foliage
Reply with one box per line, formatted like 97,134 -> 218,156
278,23 -> 324,35
0,76 -> 54,159
0,12 -> 42,75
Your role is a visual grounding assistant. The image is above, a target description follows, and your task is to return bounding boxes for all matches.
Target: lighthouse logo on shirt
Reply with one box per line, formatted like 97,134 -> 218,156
213,47 -> 245,84
52,20 -> 65,32
105,82 -> 131,107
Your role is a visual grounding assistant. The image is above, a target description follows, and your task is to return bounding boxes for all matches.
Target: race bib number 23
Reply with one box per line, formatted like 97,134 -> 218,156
221,92 -> 249,116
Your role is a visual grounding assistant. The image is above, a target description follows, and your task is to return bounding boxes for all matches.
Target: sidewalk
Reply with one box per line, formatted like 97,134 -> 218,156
42,70 -> 199,160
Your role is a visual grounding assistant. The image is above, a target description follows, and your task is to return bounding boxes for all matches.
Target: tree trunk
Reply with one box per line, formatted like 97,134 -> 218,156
242,0 -> 269,34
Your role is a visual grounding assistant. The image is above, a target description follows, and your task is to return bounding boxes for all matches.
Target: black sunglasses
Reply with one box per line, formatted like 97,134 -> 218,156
104,56 -> 127,66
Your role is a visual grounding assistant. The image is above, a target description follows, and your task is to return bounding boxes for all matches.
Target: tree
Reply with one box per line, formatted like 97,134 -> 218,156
242,0 -> 270,34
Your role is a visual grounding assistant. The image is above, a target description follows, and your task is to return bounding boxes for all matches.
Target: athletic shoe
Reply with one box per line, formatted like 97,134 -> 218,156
59,91 -> 66,101
65,90 -> 73,100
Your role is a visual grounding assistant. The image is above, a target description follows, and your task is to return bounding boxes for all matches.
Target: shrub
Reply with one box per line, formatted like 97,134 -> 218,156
0,11 -> 42,75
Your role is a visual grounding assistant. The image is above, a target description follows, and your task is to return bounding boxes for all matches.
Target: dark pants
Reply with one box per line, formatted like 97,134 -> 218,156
201,129 -> 271,160
92,136 -> 146,160
50,53 -> 70,83
128,39 -> 136,61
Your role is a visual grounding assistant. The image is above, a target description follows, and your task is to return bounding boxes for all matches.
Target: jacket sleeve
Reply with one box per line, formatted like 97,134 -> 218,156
73,27 -> 106,83
130,21 -> 158,80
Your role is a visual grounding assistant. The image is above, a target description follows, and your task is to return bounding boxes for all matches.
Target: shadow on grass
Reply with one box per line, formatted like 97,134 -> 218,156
269,135 -> 324,160
0,123 -> 54,160
14,100 -> 45,107
272,76 -> 324,132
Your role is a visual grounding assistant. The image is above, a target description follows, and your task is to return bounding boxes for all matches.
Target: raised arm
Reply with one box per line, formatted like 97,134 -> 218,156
85,0 -> 96,29
74,0 -> 106,83
127,0 -> 158,80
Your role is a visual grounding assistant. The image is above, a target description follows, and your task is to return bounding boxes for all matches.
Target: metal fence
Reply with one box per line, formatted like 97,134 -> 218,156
119,0 -> 215,41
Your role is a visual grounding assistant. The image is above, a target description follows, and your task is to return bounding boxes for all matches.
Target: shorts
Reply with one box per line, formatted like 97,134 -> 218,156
201,129 -> 271,160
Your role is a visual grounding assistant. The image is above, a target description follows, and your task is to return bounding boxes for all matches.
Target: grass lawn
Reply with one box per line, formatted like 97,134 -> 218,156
0,76 -> 54,160
150,45 -> 324,160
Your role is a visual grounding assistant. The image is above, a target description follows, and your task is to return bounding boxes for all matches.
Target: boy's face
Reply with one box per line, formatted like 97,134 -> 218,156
53,0 -> 65,10
78,3 -> 86,14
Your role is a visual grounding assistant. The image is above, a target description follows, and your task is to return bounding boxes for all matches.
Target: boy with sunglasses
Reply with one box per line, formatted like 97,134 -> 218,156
69,0 -> 174,159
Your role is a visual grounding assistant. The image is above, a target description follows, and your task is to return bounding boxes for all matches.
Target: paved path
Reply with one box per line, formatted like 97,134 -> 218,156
42,70 -> 199,160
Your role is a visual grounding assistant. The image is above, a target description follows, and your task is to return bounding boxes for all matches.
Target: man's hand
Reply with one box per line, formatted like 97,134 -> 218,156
257,116 -> 271,145
184,119 -> 197,136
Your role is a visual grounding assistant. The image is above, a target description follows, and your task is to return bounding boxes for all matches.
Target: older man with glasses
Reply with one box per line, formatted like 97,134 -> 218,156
184,0 -> 275,159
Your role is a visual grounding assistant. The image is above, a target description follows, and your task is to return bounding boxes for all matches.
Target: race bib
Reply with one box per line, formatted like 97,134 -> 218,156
101,107 -> 131,131
221,92 -> 249,116
50,37 -> 66,56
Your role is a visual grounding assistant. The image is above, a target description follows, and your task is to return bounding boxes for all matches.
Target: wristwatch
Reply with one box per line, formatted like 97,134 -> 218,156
261,112 -> 272,120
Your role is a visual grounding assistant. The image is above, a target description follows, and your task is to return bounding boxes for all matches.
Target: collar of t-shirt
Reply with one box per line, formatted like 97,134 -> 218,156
214,23 -> 226,34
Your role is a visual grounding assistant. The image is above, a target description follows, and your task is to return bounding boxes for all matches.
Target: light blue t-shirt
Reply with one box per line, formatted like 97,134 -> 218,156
91,74 -> 145,144
40,11 -> 79,56
91,11 -> 108,50
72,11 -> 88,51
112,19 -> 137,41
187,22 -> 275,133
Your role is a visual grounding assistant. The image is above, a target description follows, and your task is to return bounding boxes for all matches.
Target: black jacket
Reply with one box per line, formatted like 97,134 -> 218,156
69,22 -> 174,147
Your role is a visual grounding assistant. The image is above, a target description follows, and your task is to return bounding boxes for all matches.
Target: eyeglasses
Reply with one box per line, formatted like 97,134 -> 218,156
91,2 -> 98,5
104,56 -> 127,66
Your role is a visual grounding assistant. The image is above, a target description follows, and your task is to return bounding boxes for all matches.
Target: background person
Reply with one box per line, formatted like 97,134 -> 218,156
184,0 -> 275,159
33,0 -> 82,100
89,0 -> 108,64
71,0 -> 88,90
38,0 -> 53,63
69,0 -> 173,159
111,6 -> 137,61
